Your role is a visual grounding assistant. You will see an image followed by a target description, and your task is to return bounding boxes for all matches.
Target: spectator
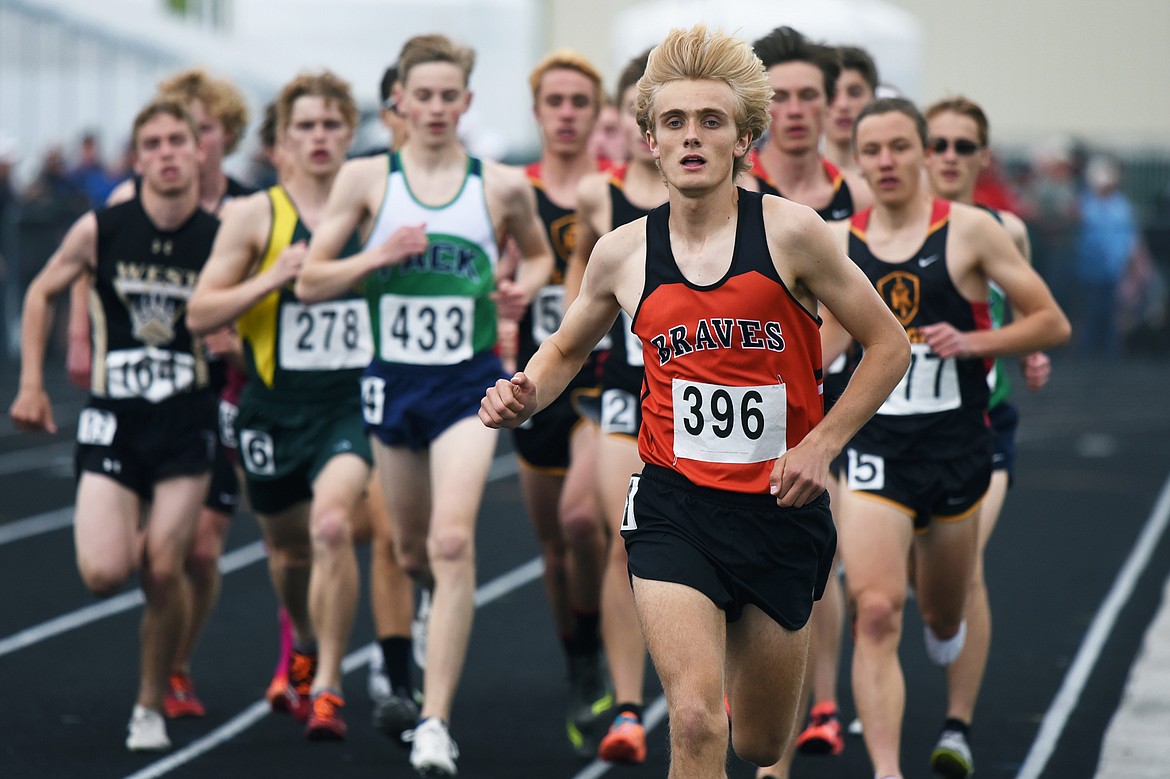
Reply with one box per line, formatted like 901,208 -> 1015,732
1076,155 -> 1139,358
1023,135 -> 1080,310
69,131 -> 120,208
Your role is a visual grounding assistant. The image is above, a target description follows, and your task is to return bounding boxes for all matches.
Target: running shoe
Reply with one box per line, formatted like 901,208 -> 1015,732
374,686 -> 421,747
597,712 -> 646,765
126,704 -> 171,752
163,671 -> 206,718
412,589 -> 432,670
565,651 -> 614,757
305,690 -> 347,741
406,717 -> 459,777
285,649 -> 317,722
930,728 -> 974,779
267,610 -> 294,713
267,670 -> 291,713
795,701 -> 844,756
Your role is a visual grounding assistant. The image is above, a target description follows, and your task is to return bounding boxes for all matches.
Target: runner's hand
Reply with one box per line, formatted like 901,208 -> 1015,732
479,372 -> 537,429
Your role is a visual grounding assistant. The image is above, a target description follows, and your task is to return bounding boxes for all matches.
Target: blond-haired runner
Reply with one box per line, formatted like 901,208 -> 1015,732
482,25 -> 908,778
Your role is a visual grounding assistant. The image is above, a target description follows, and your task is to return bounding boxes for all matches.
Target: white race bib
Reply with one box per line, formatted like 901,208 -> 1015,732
846,448 -> 886,491
105,347 -> 196,403
378,294 -> 473,365
239,429 -> 276,476
672,379 -> 786,464
530,285 -> 563,344
77,408 -> 117,446
361,376 -> 386,425
600,388 -> 639,436
279,300 -> 372,370
877,342 -> 961,416
620,311 -> 643,367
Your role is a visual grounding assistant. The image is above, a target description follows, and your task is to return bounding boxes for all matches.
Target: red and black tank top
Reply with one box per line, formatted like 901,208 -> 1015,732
634,188 -> 824,494
749,151 -> 855,221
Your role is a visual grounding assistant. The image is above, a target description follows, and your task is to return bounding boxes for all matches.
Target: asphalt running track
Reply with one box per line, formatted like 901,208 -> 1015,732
2,354 -> 1169,779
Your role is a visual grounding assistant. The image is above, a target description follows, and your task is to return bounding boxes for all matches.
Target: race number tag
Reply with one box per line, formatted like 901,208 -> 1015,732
360,376 -> 386,425
877,342 -> 961,416
239,429 -> 276,476
530,285 -> 563,344
77,408 -> 117,446
620,474 -> 640,531
846,448 -> 886,491
105,347 -> 196,402
378,294 -> 473,365
279,300 -> 372,370
672,379 -> 786,464
600,389 -> 638,436
218,399 -> 239,449
620,311 -> 643,367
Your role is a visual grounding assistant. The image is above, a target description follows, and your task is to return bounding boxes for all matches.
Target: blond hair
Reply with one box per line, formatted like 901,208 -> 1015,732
528,49 -> 604,111
636,25 -> 771,177
157,68 -> 250,154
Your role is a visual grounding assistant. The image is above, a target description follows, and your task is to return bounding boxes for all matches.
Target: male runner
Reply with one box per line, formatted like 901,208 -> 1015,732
294,33 -> 553,777
828,97 -> 1070,779
563,47 -> 668,766
66,68 -> 254,719
483,25 -> 908,778
824,46 -> 879,174
923,95 -> 1051,779
513,48 -> 614,756
10,98 -> 219,752
186,71 -> 367,740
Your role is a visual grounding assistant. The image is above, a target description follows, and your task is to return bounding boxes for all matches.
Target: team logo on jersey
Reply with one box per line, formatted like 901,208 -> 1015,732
876,271 -> 919,326
113,262 -> 198,347
548,213 -> 577,267
398,234 -> 489,285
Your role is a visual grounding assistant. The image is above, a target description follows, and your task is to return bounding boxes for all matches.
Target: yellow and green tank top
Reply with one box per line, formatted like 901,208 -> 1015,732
236,186 -> 371,401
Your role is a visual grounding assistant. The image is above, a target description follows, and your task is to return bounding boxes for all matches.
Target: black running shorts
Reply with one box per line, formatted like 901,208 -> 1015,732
620,464 -> 837,631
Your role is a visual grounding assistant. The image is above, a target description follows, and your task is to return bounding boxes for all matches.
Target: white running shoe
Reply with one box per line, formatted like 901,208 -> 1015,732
406,716 -> 458,777
126,704 -> 171,752
368,645 -> 391,702
412,589 -> 432,671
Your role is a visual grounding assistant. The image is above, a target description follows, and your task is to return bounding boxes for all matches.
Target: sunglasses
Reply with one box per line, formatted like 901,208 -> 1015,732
930,138 -> 983,156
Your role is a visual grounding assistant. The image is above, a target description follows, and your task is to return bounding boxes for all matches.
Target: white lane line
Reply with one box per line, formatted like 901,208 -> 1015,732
570,695 -> 669,779
0,506 -> 72,546
124,554 -> 546,779
1017,470 -> 1170,779
0,541 -> 268,658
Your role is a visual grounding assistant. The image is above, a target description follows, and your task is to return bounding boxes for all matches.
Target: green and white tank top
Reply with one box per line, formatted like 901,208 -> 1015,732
362,152 -> 499,366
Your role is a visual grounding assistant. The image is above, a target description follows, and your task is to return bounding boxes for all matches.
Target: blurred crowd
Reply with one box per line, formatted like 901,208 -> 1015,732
1,126 -> 1167,365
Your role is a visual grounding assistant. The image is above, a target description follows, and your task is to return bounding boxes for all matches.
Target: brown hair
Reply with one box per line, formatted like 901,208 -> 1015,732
275,70 -> 358,135
131,97 -> 199,150
752,26 -> 841,103
924,95 -> 989,148
398,34 -> 476,87
854,97 -> 928,148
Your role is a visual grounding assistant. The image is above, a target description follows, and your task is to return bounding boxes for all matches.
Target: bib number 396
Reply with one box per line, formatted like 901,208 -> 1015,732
672,379 -> 786,464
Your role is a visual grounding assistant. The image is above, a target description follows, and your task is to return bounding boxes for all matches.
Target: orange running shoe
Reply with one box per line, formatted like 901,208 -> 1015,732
598,712 -> 646,764
795,701 -> 844,756
163,672 -> 206,719
305,690 -> 347,741
266,670 -> 291,713
285,650 -> 317,722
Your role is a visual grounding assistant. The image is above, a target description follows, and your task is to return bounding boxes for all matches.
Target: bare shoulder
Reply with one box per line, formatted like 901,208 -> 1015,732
217,190 -> 273,243
577,170 -> 610,203
591,216 -> 646,270
761,193 -> 832,250
482,158 -> 531,199
949,200 -> 1001,241
998,210 -> 1031,256
105,178 -> 135,207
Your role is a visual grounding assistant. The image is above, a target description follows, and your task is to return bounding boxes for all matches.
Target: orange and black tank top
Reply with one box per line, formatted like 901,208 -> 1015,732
848,199 -> 992,459
599,166 -> 653,394
634,188 -> 824,494
749,151 -> 855,221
